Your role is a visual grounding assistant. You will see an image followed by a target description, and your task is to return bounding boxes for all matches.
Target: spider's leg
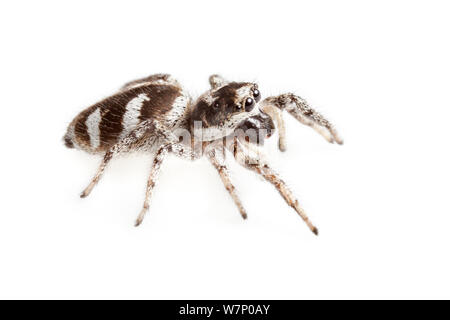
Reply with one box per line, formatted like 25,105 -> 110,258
229,139 -> 318,235
209,74 -> 228,89
120,73 -> 179,91
80,119 -> 162,198
260,104 -> 287,152
207,147 -> 248,220
80,151 -> 113,198
261,93 -> 343,148
135,145 -> 170,226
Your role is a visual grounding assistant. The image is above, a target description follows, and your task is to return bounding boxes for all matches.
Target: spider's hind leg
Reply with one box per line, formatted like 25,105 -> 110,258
80,151 -> 113,198
80,119 -> 160,198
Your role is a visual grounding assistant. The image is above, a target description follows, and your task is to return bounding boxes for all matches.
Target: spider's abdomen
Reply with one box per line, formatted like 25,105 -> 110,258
64,80 -> 190,154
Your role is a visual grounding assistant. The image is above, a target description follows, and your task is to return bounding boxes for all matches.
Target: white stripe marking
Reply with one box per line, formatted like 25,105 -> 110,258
120,93 -> 150,139
165,92 -> 190,127
86,107 -> 102,150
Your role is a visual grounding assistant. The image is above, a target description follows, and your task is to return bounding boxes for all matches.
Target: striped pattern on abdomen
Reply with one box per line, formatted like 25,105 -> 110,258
64,82 -> 189,154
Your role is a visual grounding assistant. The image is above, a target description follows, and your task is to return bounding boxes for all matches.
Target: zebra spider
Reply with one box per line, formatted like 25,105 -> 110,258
64,74 -> 343,235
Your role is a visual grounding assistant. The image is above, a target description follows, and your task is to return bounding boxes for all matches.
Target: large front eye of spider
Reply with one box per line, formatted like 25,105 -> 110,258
253,88 -> 261,102
244,97 -> 255,112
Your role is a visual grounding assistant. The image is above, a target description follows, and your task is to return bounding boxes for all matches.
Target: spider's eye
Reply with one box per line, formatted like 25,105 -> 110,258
244,97 -> 255,112
235,104 -> 242,110
253,89 -> 261,102
213,102 -> 220,109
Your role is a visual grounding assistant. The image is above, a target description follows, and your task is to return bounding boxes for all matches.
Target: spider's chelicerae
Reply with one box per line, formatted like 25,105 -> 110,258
64,74 -> 343,235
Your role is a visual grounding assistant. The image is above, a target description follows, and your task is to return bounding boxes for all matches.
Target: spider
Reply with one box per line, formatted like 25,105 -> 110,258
64,74 -> 343,235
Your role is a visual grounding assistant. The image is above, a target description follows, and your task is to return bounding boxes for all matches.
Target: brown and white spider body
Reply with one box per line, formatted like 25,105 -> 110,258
64,74 -> 343,234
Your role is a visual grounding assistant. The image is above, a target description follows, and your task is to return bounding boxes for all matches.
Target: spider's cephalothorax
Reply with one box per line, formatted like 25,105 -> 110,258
64,74 -> 343,234
190,81 -> 261,140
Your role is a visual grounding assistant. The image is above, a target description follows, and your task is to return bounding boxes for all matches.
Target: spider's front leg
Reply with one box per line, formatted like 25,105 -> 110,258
229,139 -> 319,235
261,93 -> 343,151
207,145 -> 248,220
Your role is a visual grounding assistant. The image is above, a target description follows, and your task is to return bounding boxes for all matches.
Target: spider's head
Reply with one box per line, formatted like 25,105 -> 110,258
190,82 -> 262,141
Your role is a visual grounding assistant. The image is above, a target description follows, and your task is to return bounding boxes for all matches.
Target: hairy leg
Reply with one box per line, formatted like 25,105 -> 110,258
260,104 -> 287,152
80,151 -> 113,198
120,73 -> 179,91
135,145 -> 170,226
207,148 -> 248,220
261,93 -> 343,148
229,139 -> 318,235
80,119 -> 169,198
209,74 -> 228,89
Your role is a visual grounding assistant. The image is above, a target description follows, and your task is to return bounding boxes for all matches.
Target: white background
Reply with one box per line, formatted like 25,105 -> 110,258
1,0 -> 449,299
